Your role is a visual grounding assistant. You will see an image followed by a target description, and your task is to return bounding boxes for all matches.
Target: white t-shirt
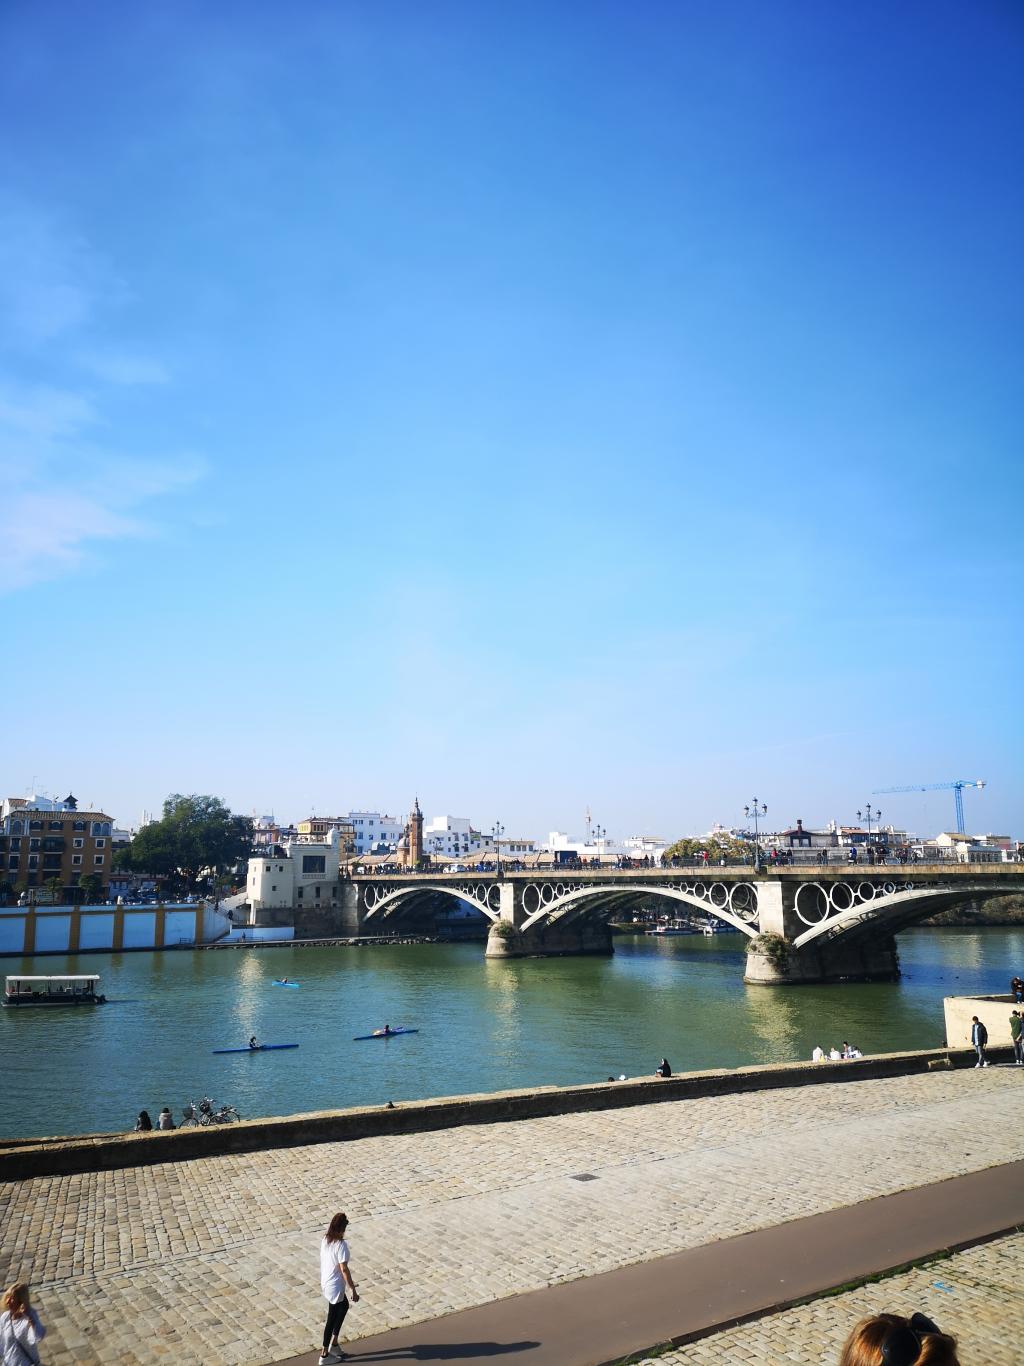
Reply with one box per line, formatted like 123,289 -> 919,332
1,1308 -> 44,1366
320,1237 -> 350,1304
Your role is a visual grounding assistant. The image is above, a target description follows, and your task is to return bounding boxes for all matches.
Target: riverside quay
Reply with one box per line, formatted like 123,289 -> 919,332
277,863 -> 1024,985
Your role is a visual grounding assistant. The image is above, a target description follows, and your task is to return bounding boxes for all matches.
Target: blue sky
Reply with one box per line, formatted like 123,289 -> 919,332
2,1 -> 1021,840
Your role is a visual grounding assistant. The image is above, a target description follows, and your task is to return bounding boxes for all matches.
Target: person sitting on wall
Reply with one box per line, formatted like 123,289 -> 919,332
812,1045 -> 825,1062
157,1107 -> 175,1130
135,1110 -> 153,1132
655,1057 -> 672,1078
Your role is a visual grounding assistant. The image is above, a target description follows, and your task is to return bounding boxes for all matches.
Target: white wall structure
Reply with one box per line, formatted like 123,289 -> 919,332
245,831 -> 342,914
0,902 -> 227,956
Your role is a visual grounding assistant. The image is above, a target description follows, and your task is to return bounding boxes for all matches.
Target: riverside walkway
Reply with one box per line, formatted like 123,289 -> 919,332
1,1066 -> 1022,1365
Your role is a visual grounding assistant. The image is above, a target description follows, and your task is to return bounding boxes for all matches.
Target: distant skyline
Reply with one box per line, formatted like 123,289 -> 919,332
2,2 -> 1022,837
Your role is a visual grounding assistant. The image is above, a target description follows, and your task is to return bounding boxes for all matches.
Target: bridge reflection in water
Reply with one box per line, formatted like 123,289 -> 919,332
344,865 -> 1024,985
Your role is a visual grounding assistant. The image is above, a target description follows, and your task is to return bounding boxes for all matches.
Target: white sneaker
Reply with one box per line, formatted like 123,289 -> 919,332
975,1062 -> 981,1068
982,1061 -> 989,1067
319,1353 -> 340,1364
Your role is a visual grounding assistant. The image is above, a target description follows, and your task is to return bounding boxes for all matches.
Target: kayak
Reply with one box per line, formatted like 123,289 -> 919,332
212,1044 -> 300,1054
353,1028 -> 419,1041
272,981 -> 300,988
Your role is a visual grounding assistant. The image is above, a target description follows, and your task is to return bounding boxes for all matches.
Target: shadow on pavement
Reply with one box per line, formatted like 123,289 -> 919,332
346,1344 -> 540,1361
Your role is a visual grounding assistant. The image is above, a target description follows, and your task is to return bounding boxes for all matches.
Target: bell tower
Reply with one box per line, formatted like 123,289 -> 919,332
409,797 -> 424,868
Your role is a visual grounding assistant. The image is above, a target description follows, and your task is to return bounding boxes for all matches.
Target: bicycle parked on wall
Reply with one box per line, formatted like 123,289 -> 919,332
181,1096 -> 241,1125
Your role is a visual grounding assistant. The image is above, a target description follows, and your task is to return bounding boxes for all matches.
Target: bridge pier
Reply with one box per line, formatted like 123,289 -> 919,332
484,881 -> 613,958
745,933 -> 900,985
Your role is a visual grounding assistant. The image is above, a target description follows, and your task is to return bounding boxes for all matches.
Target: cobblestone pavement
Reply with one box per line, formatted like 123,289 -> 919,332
2,1070 -> 1022,1365
640,1229 -> 1024,1366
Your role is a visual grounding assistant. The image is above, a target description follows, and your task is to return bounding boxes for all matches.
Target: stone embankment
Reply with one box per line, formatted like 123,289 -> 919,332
0,1044 -> 1012,1181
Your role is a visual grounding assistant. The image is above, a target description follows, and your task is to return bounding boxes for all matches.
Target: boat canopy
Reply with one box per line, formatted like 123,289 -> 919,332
6,975 -> 100,984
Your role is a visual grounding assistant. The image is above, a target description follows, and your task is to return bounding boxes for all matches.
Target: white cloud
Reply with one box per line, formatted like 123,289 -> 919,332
0,447 -> 205,591
0,197 -> 110,347
76,352 -> 171,386
0,197 -> 202,591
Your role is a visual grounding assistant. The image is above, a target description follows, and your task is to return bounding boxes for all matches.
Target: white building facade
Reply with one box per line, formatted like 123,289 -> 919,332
346,812 -> 405,855
246,830 -> 342,913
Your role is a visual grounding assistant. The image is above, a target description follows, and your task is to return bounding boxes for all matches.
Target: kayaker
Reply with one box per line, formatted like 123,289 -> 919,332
249,1035 -> 259,1050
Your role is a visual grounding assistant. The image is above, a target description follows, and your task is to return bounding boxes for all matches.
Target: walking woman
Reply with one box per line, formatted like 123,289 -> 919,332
318,1212 -> 359,1364
1,1283 -> 46,1365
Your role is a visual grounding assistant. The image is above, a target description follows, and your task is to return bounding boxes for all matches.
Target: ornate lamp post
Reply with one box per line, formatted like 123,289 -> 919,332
857,805 -> 881,839
744,799 -> 767,871
594,823 -> 605,865
492,821 -> 505,877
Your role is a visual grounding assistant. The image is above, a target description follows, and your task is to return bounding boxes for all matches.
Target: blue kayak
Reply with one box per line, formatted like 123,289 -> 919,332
353,1028 -> 419,1041
272,981 -> 300,988
212,1044 -> 299,1054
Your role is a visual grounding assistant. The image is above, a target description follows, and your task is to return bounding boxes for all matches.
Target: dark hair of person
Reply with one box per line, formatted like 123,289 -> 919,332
325,1212 -> 349,1241
839,1313 -> 959,1366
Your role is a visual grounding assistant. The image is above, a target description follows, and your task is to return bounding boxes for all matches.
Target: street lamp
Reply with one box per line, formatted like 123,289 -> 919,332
857,805 -> 881,839
857,797 -> 884,852
744,799 -> 767,870
432,835 -> 444,870
594,823 -> 605,864
492,821 -> 504,876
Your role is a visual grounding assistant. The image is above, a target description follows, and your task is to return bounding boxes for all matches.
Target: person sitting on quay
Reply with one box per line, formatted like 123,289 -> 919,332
1011,974 -> 1024,1004
812,1045 -> 825,1062
134,1110 -> 153,1132
157,1107 -> 175,1130
839,1310 -> 959,1365
655,1057 -> 672,1078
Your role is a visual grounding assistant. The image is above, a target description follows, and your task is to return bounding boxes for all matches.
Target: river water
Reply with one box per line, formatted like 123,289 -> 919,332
3,927 -> 1021,1140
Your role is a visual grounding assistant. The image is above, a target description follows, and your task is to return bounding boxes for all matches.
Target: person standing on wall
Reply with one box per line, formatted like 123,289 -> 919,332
319,1211 -> 359,1363
970,1015 -> 989,1068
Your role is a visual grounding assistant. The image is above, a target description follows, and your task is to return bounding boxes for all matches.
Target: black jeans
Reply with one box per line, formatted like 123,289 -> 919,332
323,1296 -> 349,1352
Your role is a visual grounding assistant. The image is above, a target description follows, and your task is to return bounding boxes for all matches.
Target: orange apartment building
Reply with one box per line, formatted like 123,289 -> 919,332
0,794 -> 114,901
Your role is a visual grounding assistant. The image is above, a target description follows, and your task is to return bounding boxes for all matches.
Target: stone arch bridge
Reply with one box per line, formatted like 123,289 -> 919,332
338,865 -> 1023,985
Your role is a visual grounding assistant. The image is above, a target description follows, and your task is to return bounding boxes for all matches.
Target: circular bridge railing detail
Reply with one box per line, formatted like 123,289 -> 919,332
794,879 -> 917,928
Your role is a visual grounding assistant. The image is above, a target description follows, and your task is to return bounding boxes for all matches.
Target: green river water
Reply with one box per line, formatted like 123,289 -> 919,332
2,926 -> 1021,1140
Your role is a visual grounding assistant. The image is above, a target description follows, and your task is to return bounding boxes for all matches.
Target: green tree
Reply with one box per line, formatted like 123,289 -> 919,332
79,873 -> 104,904
116,794 -> 253,892
663,835 -> 752,863
44,875 -> 64,905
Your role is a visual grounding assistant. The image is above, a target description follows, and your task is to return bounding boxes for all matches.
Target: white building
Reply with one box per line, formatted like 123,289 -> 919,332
346,812 -> 405,855
246,829 -> 342,913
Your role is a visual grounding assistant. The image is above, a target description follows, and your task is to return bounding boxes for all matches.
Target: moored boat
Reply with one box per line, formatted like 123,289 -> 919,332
3,974 -> 106,1007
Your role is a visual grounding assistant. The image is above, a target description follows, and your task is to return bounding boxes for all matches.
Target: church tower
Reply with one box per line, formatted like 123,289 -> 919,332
408,797 -> 424,868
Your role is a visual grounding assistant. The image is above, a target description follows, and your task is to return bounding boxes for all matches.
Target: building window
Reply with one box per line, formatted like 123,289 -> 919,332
73,838 -> 84,849
10,820 -> 23,835
10,837 -> 21,851
49,820 -> 62,830
95,839 -> 106,849
73,821 -> 86,832
72,855 -> 82,866
8,856 -> 19,870
29,821 -> 42,831
302,855 -> 326,875
297,887 -> 304,899
94,854 -> 105,865
28,855 -> 38,869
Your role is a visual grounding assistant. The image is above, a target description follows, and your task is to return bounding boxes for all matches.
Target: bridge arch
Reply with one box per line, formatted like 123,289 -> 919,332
519,881 -> 759,938
362,882 -> 498,925
790,880 -> 1007,950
